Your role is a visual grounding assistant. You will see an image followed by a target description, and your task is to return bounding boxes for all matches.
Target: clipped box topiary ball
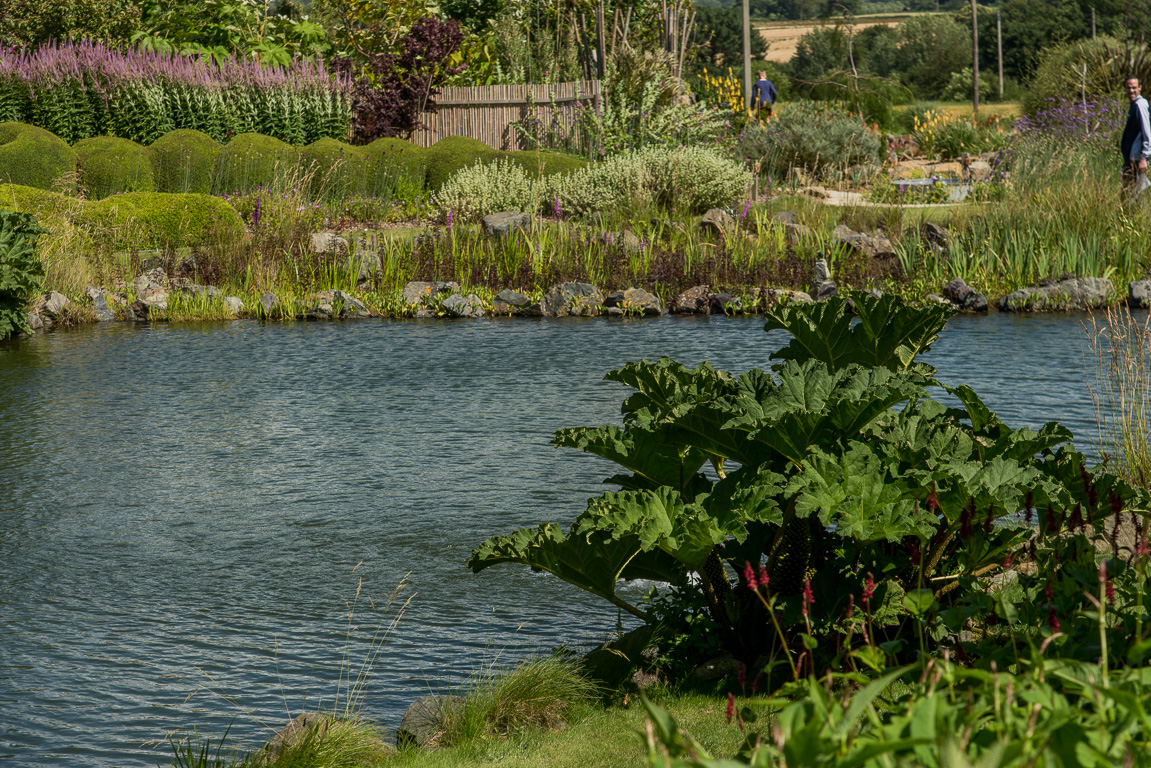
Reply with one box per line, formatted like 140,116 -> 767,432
424,136 -> 498,191
214,133 -> 300,196
362,138 -> 428,198
75,136 -> 155,199
0,122 -> 78,192
147,129 -> 221,195
299,138 -> 370,200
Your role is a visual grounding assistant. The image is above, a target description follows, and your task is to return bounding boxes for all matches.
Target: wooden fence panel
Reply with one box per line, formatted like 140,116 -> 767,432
411,80 -> 601,151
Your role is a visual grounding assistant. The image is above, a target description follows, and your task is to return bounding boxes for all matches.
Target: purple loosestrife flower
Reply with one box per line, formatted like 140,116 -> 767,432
446,209 -> 453,230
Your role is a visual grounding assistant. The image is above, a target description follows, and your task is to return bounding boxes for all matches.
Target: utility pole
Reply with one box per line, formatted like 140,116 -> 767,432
596,0 -> 606,79
997,8 -> 1003,101
1092,7 -> 1096,39
742,0 -> 752,112
972,1 -> 980,118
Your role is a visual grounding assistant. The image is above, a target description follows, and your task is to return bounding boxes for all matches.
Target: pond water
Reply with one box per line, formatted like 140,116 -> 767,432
0,312 -> 1101,766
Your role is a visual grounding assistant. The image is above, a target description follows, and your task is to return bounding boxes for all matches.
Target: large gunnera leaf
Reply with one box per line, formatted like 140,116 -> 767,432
764,292 -> 953,373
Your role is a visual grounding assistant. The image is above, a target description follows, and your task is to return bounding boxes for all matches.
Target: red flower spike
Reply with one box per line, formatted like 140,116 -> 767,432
862,572 -> 876,609
758,563 -> 770,587
726,692 -> 735,724
750,671 -> 762,694
742,560 -> 758,591
802,579 -> 815,617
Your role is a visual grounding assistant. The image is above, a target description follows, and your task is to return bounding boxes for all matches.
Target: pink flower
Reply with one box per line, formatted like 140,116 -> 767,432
802,579 -> 815,617
862,572 -> 875,609
725,692 -> 734,724
742,560 -> 758,590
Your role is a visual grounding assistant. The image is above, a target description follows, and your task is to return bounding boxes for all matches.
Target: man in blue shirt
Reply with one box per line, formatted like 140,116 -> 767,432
751,70 -> 777,119
1121,75 -> 1151,194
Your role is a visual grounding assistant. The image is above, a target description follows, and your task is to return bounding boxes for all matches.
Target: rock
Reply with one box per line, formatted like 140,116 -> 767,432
397,695 -> 459,749
403,281 -> 459,307
492,289 -> 531,315
942,277 -> 988,312
756,287 -> 813,306
925,293 -> 950,304
813,258 -> 831,284
998,277 -> 1115,312
86,286 -> 108,311
669,285 -> 711,315
310,232 -> 349,257
834,226 -> 896,259
1129,280 -> 1151,308
700,208 -> 735,238
536,282 -> 603,317
771,211 -> 812,244
709,293 -> 743,314
178,284 -> 221,299
482,211 -> 532,237
921,222 -> 952,251
27,312 -> 42,331
811,281 -> 838,301
93,308 -> 115,322
580,626 -> 660,690
309,289 -> 371,319
223,296 -> 244,315
969,159 -> 992,180
42,291 -> 69,319
687,653 -> 743,684
933,161 -> 964,177
124,301 -> 150,322
603,287 -> 662,317
259,291 -> 279,316
602,230 -> 642,252
441,293 -> 485,318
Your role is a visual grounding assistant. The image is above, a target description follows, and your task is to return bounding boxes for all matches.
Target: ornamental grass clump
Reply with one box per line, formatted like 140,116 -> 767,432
435,657 -> 598,747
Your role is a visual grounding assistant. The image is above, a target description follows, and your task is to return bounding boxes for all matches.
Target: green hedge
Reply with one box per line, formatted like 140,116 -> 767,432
213,133 -> 300,195
0,183 -> 244,251
505,150 -> 588,178
0,122 -> 77,191
85,192 -> 244,249
362,137 -> 428,198
425,136 -> 498,191
75,136 -> 155,199
300,138 -> 370,199
146,129 -> 221,194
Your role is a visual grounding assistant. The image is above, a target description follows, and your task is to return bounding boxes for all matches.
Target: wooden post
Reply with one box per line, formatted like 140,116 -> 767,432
972,0 -> 979,119
1092,7 -> 1096,39
742,0 -> 752,112
596,0 -> 606,79
997,8 -> 1003,101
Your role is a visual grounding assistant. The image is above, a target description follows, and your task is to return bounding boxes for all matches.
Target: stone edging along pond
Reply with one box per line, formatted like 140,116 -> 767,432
19,207 -> 1151,332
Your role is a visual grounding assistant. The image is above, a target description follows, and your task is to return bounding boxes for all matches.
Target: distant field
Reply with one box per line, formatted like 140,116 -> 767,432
755,13 -> 930,63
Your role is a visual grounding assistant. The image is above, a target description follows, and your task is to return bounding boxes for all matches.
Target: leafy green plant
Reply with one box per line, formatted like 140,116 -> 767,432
469,293 -> 1144,671
0,208 -> 47,340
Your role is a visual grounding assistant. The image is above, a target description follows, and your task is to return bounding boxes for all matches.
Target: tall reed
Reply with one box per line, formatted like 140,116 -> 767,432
1088,305 -> 1151,489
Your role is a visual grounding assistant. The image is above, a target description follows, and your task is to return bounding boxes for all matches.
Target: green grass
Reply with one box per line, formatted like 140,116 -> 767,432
383,693 -> 762,768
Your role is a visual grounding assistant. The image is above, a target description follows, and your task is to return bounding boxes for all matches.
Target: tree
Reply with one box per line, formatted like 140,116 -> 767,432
694,7 -> 768,69
0,0 -> 140,47
893,14 -> 971,99
960,0 -> 1087,82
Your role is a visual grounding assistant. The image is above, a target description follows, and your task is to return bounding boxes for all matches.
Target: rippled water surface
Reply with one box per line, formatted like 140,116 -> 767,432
0,313 -> 1099,766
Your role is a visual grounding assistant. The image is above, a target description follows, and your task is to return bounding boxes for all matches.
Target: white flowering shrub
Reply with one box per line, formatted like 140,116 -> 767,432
433,158 -> 542,222
544,146 -> 748,216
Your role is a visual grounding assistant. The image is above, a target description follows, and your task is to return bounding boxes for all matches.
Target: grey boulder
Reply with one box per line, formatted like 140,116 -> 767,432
441,293 -> 485,317
403,281 -> 459,307
482,211 -> 532,237
669,285 -> 710,314
942,277 -> 988,312
998,277 -> 1114,312
603,287 -> 662,316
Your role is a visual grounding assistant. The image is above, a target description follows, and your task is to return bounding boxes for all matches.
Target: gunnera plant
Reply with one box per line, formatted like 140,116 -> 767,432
0,208 -> 47,341
433,158 -> 541,223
